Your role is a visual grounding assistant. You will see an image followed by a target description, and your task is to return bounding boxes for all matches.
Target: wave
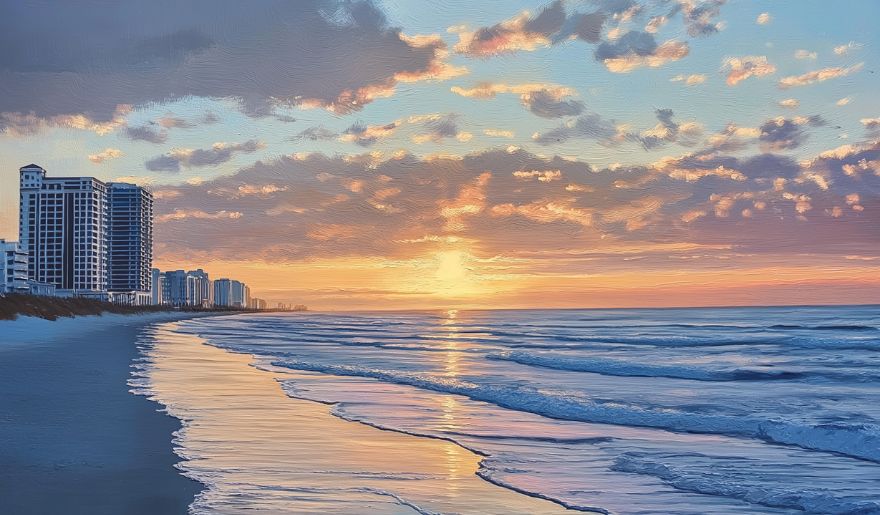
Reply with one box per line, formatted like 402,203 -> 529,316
268,359 -> 880,463
611,452 -> 880,514
769,324 -> 877,332
504,332 -> 794,348
315,397 -> 612,513
491,352 -> 806,382
491,351 -> 880,383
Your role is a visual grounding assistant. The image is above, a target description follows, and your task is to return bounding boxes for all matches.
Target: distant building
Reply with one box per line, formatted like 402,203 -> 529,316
0,239 -> 29,294
213,278 -> 233,307
150,268 -> 163,305
213,278 -> 250,309
186,269 -> 212,307
231,280 -> 246,308
163,270 -> 189,306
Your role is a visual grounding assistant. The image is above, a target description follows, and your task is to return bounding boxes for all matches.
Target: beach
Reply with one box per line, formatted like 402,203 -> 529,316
2,306 -> 879,514
0,313 -> 210,515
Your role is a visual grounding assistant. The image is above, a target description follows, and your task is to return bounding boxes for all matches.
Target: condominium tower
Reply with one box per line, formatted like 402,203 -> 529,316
18,164 -> 153,300
107,182 -> 153,295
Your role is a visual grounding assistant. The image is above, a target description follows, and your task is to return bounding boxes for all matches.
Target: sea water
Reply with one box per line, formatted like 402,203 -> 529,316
144,306 -> 880,514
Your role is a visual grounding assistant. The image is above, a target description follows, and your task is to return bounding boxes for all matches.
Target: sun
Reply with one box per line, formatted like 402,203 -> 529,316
432,250 -> 480,297
436,250 -> 468,283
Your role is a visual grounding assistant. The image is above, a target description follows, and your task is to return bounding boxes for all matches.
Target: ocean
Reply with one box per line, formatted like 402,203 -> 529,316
136,306 -> 880,514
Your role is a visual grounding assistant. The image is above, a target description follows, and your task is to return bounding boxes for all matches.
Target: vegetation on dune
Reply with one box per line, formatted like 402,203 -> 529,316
0,294 -> 250,321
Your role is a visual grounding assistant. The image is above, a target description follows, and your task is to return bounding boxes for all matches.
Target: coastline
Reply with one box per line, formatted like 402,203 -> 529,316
140,316 -> 575,514
0,312 -> 220,515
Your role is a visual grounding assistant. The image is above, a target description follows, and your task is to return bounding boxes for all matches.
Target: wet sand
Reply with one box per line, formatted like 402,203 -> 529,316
0,314 -> 207,515
141,320 -> 573,514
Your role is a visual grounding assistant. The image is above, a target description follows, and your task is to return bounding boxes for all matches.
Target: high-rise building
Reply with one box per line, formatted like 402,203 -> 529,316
213,278 -> 233,307
186,269 -> 211,307
0,239 -> 29,294
18,164 -> 152,301
213,278 -> 249,309
151,268 -> 163,305
19,164 -> 109,293
107,183 -> 153,296
163,270 -> 189,306
231,280 -> 245,308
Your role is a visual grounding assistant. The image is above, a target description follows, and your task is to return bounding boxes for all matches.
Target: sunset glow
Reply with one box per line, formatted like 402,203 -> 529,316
1,0 -> 878,309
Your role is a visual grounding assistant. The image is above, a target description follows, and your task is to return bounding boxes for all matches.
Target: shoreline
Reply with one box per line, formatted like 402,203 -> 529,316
140,316 -> 573,514
0,312 -> 222,514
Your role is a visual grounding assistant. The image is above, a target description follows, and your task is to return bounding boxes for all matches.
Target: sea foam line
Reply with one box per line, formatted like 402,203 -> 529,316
268,359 -> 880,463
611,452 -> 880,514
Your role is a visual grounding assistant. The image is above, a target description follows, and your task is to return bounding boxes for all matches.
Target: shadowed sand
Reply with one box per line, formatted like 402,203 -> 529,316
0,314 -> 206,515
140,321 -> 574,514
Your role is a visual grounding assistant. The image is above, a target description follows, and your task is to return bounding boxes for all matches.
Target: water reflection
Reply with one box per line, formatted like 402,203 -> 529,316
139,321 -> 568,514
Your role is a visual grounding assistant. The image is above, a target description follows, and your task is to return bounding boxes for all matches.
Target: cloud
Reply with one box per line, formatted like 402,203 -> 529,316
220,184 -> 289,198
0,0 -> 460,127
595,32 -> 689,72
778,63 -> 864,88
0,107 -> 129,137
778,98 -> 799,109
157,209 -> 243,223
512,169 -> 562,182
677,0 -> 727,36
758,118 -> 804,150
340,121 -> 400,147
125,125 -> 168,144
451,82 -> 582,118
145,140 -> 263,172
491,201 -> 593,227
636,108 -> 703,149
157,116 -> 194,129
294,126 -> 338,142
670,74 -> 707,86
88,148 -> 123,164
411,114 -> 470,144
723,56 -> 776,86
534,108 -> 700,150
833,41 -> 862,56
645,15 -> 668,33
705,123 -> 761,151
453,1 -> 610,57
147,142 -> 879,267
532,112 -> 619,145
453,0 -> 721,72
757,115 -> 826,151
836,97 -> 852,107
756,12 -> 771,25
484,128 -> 515,138
520,89 -> 585,118
794,49 -> 817,60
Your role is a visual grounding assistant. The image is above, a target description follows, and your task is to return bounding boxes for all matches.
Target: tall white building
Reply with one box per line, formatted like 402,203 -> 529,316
18,164 -> 152,300
0,239 -> 29,294
186,269 -> 212,307
19,164 -> 109,293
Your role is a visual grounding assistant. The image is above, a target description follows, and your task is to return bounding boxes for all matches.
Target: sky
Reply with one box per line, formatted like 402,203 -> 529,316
1,0 -> 878,310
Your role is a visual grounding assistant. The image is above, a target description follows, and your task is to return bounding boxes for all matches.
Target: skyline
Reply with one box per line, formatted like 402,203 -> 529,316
2,0 -> 878,309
